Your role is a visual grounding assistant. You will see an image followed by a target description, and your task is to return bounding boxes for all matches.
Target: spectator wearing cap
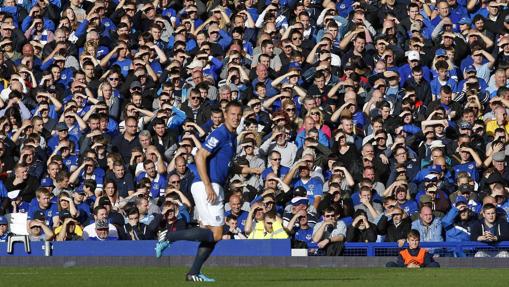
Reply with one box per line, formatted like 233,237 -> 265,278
449,179 -> 481,213
82,205 -> 118,240
0,215 -> 9,241
1,188 -> 29,214
283,195 -> 318,229
283,150 -> 324,208
456,64 -> 489,103
442,195 -> 477,242
72,184 -> 92,225
416,173 -> 451,214
399,50 -> 431,87
367,37 -> 390,67
487,151 -> 509,183
47,121 -> 79,154
88,218 -> 117,241
411,205 -> 444,243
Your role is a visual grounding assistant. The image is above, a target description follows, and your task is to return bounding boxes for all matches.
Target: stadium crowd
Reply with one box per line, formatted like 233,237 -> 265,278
1,0 -> 509,257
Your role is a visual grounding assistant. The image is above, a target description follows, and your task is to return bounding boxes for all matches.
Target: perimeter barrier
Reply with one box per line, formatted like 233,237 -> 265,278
2,240 -> 509,257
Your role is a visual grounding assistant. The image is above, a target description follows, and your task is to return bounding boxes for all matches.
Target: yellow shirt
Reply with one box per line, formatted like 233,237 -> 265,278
486,120 -> 509,136
54,225 -> 83,237
248,221 -> 266,239
264,221 -> 289,239
248,221 -> 288,239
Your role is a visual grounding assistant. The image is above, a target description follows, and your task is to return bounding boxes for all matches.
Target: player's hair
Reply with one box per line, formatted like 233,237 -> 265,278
407,229 -> 420,239
225,100 -> 243,112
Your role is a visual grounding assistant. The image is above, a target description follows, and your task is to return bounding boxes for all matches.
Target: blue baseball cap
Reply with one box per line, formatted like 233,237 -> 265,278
288,62 -> 301,70
40,177 -> 53,188
291,196 -> 309,206
435,49 -> 446,57
428,165 -> 443,174
464,65 -> 476,74
0,216 -> 7,225
458,17 -> 471,25
75,184 -> 86,195
455,195 -> 468,206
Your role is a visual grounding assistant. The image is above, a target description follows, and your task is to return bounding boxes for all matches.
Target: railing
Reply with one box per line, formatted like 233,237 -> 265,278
2,240 -> 509,257
343,241 -> 509,257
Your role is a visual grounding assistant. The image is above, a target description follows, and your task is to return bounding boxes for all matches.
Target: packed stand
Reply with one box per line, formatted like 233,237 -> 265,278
0,0 -> 509,257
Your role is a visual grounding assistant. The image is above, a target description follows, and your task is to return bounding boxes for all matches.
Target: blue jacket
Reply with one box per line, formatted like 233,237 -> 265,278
442,206 -> 473,242
295,130 -> 329,148
411,217 -> 443,242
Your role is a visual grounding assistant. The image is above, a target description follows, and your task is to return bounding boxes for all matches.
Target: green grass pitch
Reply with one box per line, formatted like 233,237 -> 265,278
0,266 -> 507,286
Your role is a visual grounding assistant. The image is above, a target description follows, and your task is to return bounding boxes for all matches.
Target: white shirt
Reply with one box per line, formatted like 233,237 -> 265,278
82,223 -> 119,240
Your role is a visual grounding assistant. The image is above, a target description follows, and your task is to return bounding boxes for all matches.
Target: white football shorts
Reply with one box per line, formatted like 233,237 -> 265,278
191,181 -> 225,227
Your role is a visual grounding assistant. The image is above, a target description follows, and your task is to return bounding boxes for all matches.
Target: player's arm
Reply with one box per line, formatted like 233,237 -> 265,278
194,147 -> 216,203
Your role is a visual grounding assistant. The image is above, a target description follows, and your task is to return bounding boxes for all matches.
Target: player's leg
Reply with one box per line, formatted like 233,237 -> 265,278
188,226 -> 222,271
186,184 -> 224,281
155,182 -> 215,257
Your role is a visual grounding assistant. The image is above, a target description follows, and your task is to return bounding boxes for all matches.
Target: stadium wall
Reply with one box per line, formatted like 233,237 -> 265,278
2,240 -> 509,268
